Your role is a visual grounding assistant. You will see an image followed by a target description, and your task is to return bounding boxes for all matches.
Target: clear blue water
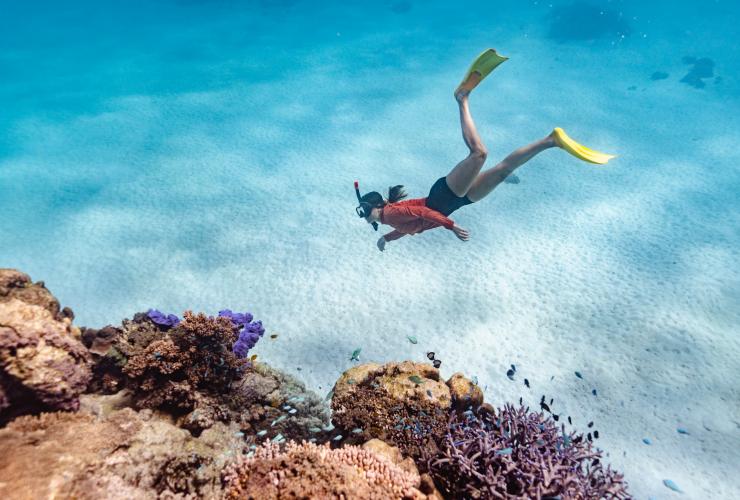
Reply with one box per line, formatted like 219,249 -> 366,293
1,1 -> 739,497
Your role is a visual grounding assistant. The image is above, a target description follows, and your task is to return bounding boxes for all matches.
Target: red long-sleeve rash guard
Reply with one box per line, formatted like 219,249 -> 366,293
379,198 -> 455,242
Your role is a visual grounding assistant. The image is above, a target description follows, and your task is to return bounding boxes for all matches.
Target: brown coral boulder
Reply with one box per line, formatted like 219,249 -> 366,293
0,298 -> 91,424
0,402 -> 249,499
446,372 -> 484,411
223,440 -> 433,499
0,269 -> 71,321
331,362 -> 451,465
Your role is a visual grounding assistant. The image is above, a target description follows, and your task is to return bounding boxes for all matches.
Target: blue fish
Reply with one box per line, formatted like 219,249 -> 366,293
642,438 -> 652,445
351,428 -> 363,434
350,348 -> 361,361
257,430 -> 268,437
663,479 -> 682,492
496,447 -> 513,455
333,434 -> 343,441
677,427 -> 690,435
575,371 -> 583,379
407,335 -> 418,344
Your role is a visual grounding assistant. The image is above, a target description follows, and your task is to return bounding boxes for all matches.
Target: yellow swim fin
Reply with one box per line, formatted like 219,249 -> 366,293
456,48 -> 508,94
552,127 -> 617,165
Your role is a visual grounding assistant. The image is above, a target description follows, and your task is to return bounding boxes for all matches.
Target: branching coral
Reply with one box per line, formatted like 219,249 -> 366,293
123,311 -> 244,414
222,440 -> 424,499
427,403 -> 631,499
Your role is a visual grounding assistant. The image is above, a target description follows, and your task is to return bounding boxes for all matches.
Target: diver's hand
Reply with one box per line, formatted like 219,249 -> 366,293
452,224 -> 469,241
377,237 -> 387,251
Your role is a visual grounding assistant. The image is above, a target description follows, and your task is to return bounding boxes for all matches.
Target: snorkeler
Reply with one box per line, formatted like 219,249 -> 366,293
354,48 -> 616,251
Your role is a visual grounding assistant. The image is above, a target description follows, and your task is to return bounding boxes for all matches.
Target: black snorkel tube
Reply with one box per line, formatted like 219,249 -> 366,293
354,180 -> 378,231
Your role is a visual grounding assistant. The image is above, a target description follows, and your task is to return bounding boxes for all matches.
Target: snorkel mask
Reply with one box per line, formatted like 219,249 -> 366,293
354,181 -> 378,231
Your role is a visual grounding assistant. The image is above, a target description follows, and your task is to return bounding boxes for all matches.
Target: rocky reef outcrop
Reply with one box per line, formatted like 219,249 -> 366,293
0,269 -> 91,425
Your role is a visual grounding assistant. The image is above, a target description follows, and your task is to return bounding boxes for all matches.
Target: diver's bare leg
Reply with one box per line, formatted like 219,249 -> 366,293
465,133 -> 557,202
445,90 -> 488,197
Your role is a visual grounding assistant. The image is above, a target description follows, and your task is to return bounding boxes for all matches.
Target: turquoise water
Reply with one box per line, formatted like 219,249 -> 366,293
1,0 -> 739,497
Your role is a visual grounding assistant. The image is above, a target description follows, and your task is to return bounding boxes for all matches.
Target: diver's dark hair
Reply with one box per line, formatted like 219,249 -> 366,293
360,185 -> 408,209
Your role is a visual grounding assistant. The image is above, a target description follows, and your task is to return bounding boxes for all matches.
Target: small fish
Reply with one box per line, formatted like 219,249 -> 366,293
594,430 -> 600,439
322,423 -> 335,432
433,359 -> 441,369
550,375 -> 555,381
308,437 -> 317,442
549,398 -> 553,406
270,333 -> 278,339
592,458 -> 600,466
288,409 -> 297,414
563,436 -> 572,447
524,378 -> 530,388
408,375 -> 424,385
234,431 -> 244,437
272,433 -> 284,442
510,364 -> 516,372
283,405 -> 292,410
536,439 -> 546,446
350,348 -> 361,361
427,352 -> 435,360
407,335 -> 418,344
588,421 -> 594,428
453,440 -> 466,447
249,444 -> 257,450
540,402 -> 551,413
325,389 -> 334,401
587,433 -> 593,442
333,434 -> 344,441
553,414 -> 560,422
495,447 -> 513,455
575,371 -> 583,379
592,389 -> 598,396
540,395 -> 545,403
506,369 -> 515,380
347,379 -> 355,385
308,427 -> 321,433
471,376 -> 478,385
519,397 -> 523,406
663,479 -> 682,493
677,427 -> 690,435
250,354 -> 258,362
351,428 -> 363,434
271,415 -> 287,427
568,416 -> 572,425
426,389 -> 433,398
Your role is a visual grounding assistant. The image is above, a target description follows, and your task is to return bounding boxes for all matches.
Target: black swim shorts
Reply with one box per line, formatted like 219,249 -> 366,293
425,177 -> 473,216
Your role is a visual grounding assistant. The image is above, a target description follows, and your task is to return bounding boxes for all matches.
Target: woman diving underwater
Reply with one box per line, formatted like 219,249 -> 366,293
354,48 -> 616,251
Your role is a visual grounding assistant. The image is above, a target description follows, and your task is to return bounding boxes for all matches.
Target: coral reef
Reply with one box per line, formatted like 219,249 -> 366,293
0,268 -> 632,499
0,270 -> 91,424
222,440 -> 434,499
0,399 -> 248,499
331,361 -> 482,465
427,403 -> 631,499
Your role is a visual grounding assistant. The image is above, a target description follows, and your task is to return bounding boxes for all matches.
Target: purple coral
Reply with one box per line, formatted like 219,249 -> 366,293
147,309 -> 180,328
219,309 -> 264,358
427,403 -> 630,499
